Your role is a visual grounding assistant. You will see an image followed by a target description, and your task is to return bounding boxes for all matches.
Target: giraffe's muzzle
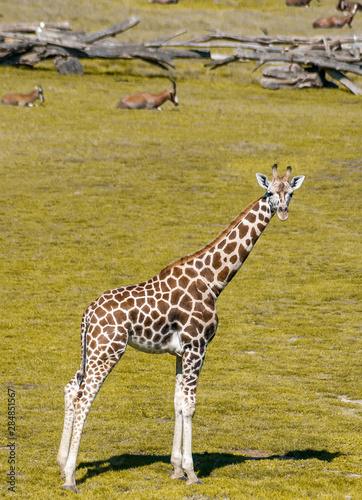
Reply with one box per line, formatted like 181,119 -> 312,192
277,205 -> 289,221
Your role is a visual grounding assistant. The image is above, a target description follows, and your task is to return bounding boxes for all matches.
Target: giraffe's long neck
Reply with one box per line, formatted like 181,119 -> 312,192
161,196 -> 273,298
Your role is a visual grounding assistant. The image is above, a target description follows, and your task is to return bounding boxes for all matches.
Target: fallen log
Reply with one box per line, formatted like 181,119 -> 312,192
186,29 -> 362,46
0,22 -> 71,34
201,30 -> 362,94
260,64 -> 334,89
259,63 -> 362,93
235,47 -> 362,76
0,30 -> 87,50
0,19 -> 210,71
0,21 -> 361,93
207,48 -> 362,76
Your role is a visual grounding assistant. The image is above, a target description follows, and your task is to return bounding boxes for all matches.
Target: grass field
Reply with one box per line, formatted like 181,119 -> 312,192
1,1 -> 361,498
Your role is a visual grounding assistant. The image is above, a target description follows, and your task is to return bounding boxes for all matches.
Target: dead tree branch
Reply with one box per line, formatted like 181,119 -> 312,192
0,18 -> 209,71
0,20 -> 361,92
199,31 -> 362,93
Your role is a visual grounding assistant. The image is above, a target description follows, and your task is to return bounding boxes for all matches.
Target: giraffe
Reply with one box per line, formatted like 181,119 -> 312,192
57,164 -> 305,492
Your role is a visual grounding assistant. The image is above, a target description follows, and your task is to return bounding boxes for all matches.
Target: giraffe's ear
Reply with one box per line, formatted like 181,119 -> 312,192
256,173 -> 271,191
290,175 -> 305,190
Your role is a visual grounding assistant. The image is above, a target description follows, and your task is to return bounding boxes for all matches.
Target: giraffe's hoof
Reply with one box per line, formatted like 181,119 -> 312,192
57,460 -> 66,478
186,477 -> 203,485
171,471 -> 187,481
62,483 -> 79,493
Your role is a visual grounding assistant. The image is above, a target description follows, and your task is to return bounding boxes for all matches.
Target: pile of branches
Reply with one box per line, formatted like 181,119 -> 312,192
0,17 -> 209,71
198,30 -> 362,93
1,19 -> 361,93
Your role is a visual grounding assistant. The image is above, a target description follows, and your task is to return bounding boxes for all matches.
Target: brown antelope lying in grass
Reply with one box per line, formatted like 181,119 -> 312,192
313,5 -> 357,27
336,0 -> 362,11
116,78 -> 178,110
1,86 -> 44,106
286,0 -> 315,6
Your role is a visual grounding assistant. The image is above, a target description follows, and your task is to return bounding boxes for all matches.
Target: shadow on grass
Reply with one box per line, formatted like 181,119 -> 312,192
77,449 -> 341,485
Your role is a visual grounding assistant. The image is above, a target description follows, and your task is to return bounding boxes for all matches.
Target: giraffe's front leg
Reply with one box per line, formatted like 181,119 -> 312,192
171,356 -> 186,480
181,346 -> 206,485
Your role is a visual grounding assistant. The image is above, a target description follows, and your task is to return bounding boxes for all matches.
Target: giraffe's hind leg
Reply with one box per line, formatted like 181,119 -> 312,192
57,374 -> 79,478
58,313 -> 128,491
61,356 -> 122,492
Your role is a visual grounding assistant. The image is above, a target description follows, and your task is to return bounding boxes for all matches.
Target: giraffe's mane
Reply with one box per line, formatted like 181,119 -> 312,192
160,197 -> 261,273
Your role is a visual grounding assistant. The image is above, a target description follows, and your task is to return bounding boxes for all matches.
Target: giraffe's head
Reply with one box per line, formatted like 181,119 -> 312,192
256,164 -> 305,221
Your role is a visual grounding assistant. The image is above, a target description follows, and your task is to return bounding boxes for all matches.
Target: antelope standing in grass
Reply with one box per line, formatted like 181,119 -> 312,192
1,86 -> 44,106
336,0 -> 362,12
116,78 -> 178,110
313,5 -> 357,27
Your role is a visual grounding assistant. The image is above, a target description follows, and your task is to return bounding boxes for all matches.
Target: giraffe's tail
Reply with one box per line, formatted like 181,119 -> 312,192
77,314 -> 90,387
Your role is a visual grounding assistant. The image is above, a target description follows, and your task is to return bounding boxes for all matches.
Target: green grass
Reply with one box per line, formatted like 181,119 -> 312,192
1,1 -> 361,499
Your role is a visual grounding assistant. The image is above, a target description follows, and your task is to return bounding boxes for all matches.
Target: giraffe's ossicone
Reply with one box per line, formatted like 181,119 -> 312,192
57,165 -> 305,492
